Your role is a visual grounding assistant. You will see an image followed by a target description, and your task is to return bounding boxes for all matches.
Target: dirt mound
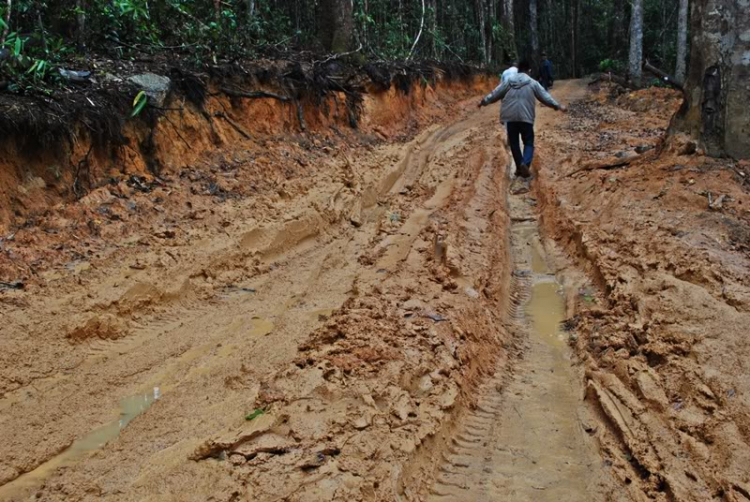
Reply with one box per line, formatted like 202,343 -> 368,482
67,314 -> 129,343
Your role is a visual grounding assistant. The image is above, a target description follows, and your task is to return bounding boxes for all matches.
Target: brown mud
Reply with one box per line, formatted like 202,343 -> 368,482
1,77 -> 749,501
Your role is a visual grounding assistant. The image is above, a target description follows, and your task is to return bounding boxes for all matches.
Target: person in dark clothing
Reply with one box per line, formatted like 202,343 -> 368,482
478,60 -> 566,179
540,52 -> 554,90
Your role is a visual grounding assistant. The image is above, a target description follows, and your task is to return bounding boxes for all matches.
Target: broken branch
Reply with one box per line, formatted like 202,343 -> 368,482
565,154 -> 642,178
643,60 -> 684,91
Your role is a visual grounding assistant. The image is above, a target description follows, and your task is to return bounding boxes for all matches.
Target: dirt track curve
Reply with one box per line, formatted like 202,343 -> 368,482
2,79 -> 749,501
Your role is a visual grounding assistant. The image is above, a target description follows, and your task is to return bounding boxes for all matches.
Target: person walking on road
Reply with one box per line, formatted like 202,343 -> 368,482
477,60 -> 566,179
539,52 -> 554,90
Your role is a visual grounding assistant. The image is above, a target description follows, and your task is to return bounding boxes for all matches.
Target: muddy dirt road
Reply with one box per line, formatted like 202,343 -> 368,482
2,79 -> 749,501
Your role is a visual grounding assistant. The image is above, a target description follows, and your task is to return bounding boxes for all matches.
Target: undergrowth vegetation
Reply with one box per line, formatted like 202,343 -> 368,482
0,0 -> 686,94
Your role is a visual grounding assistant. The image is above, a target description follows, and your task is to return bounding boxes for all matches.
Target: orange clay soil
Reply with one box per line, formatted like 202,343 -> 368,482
533,81 -> 750,501
0,78 -> 748,502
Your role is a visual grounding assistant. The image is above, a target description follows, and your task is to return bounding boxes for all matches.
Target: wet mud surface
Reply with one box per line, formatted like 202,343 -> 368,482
1,78 -> 749,501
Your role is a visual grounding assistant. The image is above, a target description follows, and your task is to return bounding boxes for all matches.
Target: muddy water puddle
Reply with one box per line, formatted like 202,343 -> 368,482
0,388 -> 161,500
527,280 -> 568,347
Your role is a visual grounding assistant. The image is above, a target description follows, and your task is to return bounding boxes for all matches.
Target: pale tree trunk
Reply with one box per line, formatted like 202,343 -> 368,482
675,0 -> 750,158
628,0 -> 643,86
76,0 -> 86,48
318,0 -> 354,53
503,0 -> 516,60
530,0 -> 539,66
247,0 -> 255,24
486,0 -> 492,64
428,0 -> 437,57
477,0 -> 487,64
408,0 -> 426,59
675,0 -> 688,84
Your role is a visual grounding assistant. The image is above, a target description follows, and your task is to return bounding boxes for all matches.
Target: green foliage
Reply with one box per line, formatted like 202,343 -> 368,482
245,408 -> 265,421
598,58 -> 624,73
0,0 -> 688,86
131,90 -> 148,117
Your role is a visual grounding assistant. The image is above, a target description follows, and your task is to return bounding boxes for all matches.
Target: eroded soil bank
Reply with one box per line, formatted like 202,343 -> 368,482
1,77 -> 749,502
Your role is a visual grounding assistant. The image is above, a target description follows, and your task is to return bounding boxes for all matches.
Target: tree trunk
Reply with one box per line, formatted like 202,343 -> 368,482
477,0 -> 487,64
213,0 -> 221,22
675,0 -> 689,84
503,0 -> 516,61
674,0 -> 750,158
246,0 -> 255,23
408,0 -> 426,59
76,0 -> 86,49
317,0 -> 354,53
570,0 -> 581,78
428,0 -> 437,58
529,0 -> 539,66
628,0 -> 643,85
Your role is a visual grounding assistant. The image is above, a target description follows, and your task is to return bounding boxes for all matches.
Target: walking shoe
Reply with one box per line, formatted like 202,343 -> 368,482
516,164 -> 532,179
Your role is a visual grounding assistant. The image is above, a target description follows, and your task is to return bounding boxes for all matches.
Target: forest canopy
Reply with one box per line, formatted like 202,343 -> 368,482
2,1 -> 747,159
0,0 -> 685,82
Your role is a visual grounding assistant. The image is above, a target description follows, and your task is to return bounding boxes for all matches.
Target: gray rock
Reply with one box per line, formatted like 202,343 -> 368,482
128,73 -> 171,106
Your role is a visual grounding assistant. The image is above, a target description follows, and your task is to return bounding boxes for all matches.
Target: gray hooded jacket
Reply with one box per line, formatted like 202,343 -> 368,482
481,72 -> 560,124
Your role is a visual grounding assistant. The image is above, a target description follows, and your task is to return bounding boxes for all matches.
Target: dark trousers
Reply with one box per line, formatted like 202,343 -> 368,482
506,121 -> 535,171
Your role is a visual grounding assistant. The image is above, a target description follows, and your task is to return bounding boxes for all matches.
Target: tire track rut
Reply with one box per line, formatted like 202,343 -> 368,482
426,168 -> 609,501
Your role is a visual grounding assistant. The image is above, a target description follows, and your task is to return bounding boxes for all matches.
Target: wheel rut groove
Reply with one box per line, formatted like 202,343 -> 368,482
425,178 -> 605,501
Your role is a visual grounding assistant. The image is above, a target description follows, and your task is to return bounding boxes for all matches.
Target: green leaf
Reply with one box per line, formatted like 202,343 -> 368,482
131,91 -> 148,117
245,408 -> 265,421
14,36 -> 22,57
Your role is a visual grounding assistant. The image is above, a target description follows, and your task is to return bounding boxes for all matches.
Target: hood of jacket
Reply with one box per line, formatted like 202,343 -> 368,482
509,72 -> 533,89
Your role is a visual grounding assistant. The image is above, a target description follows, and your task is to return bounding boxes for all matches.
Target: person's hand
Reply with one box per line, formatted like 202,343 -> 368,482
558,105 -> 567,112
477,101 -> 484,109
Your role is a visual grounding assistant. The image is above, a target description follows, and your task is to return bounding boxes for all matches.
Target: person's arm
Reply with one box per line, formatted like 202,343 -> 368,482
532,81 -> 565,111
478,79 -> 510,107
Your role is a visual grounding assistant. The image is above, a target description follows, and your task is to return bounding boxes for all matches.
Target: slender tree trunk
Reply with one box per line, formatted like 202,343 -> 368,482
503,0 -> 516,60
408,0 -> 426,59
76,0 -> 86,49
428,0 -> 437,57
675,0 -> 689,84
484,0 -> 492,65
628,0 -> 643,85
570,0 -> 579,78
530,0 -> 539,66
674,0 -> 750,158
246,0 -> 255,24
477,0 -> 487,64
213,0 -> 221,22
